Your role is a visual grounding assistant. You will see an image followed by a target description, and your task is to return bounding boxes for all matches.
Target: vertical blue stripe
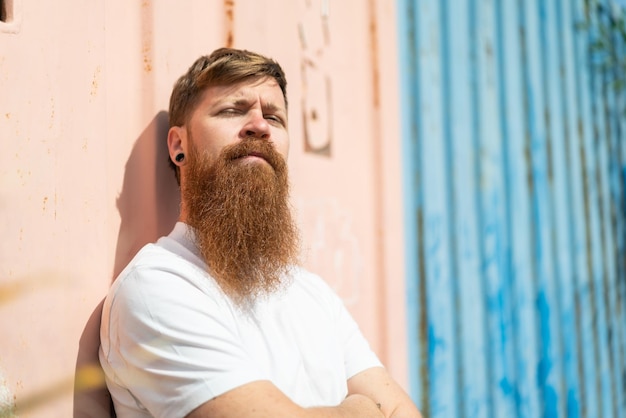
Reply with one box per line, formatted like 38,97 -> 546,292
597,2 -> 624,417
415,1 -> 460,416
499,1 -> 543,417
439,0 -> 466,415
468,2 -> 495,415
554,0 -> 584,416
611,17 -> 626,417
519,0 -> 563,415
447,0 -> 490,417
537,0 -> 572,416
570,0 -> 601,415
586,1 -> 616,416
472,0 -> 517,417
612,7 -> 626,416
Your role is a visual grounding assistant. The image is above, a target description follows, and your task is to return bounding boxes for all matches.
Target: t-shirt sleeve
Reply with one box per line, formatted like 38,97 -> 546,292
335,298 -> 383,379
311,274 -> 383,379
101,264 -> 265,418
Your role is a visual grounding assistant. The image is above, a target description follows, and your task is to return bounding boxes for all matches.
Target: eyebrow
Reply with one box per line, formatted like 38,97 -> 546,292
261,102 -> 285,113
229,98 -> 285,114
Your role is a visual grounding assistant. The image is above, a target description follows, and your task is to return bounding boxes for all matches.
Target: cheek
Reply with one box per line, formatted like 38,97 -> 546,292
191,141 -> 222,164
275,136 -> 290,159
195,133 -> 233,159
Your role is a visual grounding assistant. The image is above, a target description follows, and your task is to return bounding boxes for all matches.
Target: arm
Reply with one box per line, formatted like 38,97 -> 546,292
347,367 -> 422,418
186,366 -> 422,418
186,380 -> 384,418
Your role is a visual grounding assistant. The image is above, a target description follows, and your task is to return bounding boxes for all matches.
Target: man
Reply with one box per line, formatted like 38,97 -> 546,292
99,47 -> 422,418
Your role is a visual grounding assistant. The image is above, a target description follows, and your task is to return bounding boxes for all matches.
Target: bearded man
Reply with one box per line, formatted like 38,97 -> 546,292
99,48 -> 421,418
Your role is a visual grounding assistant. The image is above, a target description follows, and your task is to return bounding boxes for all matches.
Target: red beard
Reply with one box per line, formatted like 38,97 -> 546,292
183,137 -> 300,306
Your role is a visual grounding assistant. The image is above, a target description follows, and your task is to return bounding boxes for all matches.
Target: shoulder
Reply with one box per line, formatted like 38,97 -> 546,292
290,266 -> 336,294
109,242 -> 218,303
100,243 -> 229,345
100,247 -> 268,417
280,266 -> 349,319
289,267 -> 339,301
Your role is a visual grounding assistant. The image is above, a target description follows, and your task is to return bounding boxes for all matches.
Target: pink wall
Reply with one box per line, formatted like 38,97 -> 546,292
0,1 -> 408,416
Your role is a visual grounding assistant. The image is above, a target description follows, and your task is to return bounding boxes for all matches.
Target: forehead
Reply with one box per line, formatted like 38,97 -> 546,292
199,77 -> 286,109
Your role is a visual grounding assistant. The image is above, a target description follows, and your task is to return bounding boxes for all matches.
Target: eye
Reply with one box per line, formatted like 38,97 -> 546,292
218,108 -> 241,116
265,114 -> 285,125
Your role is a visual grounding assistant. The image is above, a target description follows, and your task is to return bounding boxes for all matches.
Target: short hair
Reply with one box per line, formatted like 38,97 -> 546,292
168,48 -> 288,183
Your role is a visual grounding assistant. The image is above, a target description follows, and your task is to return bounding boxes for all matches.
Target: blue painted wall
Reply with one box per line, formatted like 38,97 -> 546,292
397,0 -> 626,417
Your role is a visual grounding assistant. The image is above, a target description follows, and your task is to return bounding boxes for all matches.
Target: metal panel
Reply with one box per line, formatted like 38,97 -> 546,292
398,0 -> 626,417
0,0 -> 410,416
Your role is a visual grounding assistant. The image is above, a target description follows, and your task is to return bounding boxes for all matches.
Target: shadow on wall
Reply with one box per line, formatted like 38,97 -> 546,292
73,111 -> 180,418
113,110 -> 181,279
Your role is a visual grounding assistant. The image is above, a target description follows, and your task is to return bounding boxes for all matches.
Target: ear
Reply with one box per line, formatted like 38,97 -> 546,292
168,126 -> 186,165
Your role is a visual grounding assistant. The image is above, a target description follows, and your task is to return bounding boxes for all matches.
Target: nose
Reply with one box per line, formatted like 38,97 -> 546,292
240,110 -> 270,140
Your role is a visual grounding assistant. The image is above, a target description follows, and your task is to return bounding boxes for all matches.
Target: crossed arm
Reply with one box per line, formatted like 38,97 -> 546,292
186,366 -> 422,418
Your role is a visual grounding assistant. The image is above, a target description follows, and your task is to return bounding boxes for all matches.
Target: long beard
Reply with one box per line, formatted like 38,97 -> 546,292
183,137 -> 300,306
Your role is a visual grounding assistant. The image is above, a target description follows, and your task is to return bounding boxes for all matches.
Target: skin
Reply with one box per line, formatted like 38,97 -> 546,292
167,77 -> 422,418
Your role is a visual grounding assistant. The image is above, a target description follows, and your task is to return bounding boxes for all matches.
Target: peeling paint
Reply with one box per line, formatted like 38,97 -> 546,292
48,97 -> 55,130
90,66 -> 101,97
143,46 -> 152,73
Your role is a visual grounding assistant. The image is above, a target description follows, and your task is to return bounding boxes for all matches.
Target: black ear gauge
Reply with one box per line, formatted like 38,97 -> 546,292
175,153 -> 185,162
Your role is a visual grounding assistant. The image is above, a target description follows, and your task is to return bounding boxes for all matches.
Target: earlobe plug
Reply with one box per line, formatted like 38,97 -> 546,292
175,153 -> 185,162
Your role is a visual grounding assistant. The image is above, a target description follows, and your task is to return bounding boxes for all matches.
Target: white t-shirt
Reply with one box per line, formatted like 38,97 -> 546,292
99,222 -> 381,418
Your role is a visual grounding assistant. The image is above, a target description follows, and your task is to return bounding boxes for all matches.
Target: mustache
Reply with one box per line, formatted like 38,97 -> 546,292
222,138 -> 285,171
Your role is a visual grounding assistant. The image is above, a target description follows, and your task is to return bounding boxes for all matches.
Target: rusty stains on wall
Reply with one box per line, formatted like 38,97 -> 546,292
141,0 -> 153,74
224,0 -> 235,48
142,47 -> 153,73
90,66 -> 101,98
367,0 -> 388,364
